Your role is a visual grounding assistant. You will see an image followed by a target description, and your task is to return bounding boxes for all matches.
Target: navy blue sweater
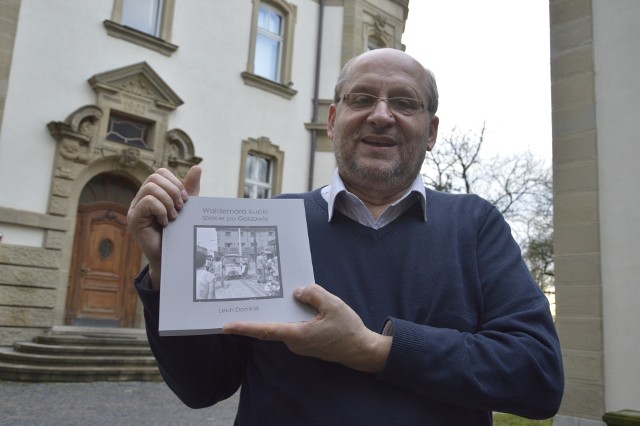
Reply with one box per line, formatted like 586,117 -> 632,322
135,188 -> 563,425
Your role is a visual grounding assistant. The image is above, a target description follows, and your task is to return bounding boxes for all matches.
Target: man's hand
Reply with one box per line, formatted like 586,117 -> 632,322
127,166 -> 202,289
222,284 -> 392,373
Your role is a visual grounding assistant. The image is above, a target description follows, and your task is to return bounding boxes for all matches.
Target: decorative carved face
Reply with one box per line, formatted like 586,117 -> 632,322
118,148 -> 141,169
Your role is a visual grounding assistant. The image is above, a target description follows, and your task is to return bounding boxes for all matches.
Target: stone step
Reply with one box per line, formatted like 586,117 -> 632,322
14,341 -> 152,356
0,347 -> 156,366
35,334 -> 150,347
0,362 -> 162,382
0,326 -> 161,382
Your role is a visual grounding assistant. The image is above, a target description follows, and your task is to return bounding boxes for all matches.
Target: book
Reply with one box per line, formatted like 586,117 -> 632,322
158,196 -> 316,336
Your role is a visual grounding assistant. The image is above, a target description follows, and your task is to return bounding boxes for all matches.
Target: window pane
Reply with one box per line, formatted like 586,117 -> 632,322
258,6 -> 269,30
106,114 -> 150,148
245,155 -> 256,179
255,4 -> 283,82
245,154 -> 272,199
255,34 -> 280,81
258,6 -> 282,34
254,157 -> 270,181
246,155 -> 270,181
244,185 -> 253,199
256,187 -> 270,199
122,0 -> 163,36
267,11 -> 282,35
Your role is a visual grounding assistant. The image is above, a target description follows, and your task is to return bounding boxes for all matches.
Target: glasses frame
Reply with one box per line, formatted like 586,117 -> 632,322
340,93 -> 425,115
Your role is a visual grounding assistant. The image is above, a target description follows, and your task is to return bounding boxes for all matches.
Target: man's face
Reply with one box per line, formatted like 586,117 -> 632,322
328,50 -> 438,194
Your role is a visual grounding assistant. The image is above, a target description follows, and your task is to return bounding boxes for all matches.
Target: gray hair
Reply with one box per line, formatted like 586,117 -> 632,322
333,54 -> 439,117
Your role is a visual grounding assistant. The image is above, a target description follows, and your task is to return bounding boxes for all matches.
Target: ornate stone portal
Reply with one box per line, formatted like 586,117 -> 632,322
47,62 -> 201,220
44,62 -> 201,329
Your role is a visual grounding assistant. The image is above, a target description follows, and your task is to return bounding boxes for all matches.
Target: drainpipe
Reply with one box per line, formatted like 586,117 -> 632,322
308,0 -> 325,191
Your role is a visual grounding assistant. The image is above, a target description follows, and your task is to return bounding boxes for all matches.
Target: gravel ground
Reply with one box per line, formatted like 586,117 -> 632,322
0,380 -> 239,426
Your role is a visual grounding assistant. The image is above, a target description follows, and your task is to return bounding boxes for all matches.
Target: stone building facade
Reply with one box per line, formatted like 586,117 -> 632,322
0,0 -> 408,342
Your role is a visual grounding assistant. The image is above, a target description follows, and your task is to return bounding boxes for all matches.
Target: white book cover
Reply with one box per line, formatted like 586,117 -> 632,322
159,196 -> 316,336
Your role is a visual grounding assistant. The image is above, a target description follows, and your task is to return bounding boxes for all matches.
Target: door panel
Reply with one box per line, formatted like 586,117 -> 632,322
66,203 -> 141,327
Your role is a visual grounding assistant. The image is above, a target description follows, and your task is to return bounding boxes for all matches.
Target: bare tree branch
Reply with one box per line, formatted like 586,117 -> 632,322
422,126 -> 554,293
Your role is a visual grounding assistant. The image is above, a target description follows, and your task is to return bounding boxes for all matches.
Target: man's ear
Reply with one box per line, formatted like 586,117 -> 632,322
426,115 -> 439,151
327,104 -> 337,140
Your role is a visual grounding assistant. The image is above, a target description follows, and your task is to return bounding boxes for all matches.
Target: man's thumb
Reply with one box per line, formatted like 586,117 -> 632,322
184,166 -> 202,196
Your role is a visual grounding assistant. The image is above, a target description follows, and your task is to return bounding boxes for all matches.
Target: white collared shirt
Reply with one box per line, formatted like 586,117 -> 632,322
320,169 -> 427,229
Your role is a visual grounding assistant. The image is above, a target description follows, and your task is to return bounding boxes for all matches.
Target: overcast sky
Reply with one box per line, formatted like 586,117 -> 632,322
402,1 -> 552,162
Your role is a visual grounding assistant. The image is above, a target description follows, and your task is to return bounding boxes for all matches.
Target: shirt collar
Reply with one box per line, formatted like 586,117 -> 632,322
322,168 -> 427,223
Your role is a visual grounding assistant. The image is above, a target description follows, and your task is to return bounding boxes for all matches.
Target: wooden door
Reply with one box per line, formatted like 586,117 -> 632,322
66,203 -> 141,327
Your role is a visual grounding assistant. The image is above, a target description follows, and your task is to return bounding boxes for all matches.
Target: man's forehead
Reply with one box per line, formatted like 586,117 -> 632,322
345,70 -> 424,96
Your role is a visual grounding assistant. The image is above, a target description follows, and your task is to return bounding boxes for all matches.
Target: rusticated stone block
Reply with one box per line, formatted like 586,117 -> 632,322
0,264 -> 59,288
0,245 -> 60,268
51,177 -> 73,197
0,306 -> 54,328
44,229 -> 66,250
48,196 -> 69,216
0,286 -> 56,308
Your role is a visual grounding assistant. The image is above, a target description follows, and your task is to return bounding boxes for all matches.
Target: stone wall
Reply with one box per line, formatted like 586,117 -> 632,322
550,0 -> 605,422
0,0 -> 21,135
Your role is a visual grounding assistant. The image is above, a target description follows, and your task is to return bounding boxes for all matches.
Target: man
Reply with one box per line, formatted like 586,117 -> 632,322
128,48 -> 563,424
195,247 -> 215,300
256,250 -> 267,284
210,254 -> 223,290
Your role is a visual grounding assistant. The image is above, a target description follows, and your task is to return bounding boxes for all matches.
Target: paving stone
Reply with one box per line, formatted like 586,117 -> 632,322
0,380 -> 240,425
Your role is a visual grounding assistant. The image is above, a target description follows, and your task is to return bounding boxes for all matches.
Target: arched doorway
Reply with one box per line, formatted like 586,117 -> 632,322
64,173 -> 141,327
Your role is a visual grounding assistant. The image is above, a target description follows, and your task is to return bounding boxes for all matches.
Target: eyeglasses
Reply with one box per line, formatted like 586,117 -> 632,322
341,93 -> 425,115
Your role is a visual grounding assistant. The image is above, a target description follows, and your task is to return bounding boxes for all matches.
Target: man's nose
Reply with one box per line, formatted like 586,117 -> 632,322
367,99 -> 396,126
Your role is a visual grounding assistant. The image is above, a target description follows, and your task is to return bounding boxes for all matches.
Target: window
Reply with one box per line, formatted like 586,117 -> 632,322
106,113 -> 152,149
122,0 -> 163,37
238,137 -> 284,198
255,5 -> 283,81
104,0 -> 177,56
79,174 -> 138,206
242,0 -> 297,99
244,154 -> 273,199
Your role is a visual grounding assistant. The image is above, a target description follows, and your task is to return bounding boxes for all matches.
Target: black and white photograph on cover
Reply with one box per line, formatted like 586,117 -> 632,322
194,225 -> 283,302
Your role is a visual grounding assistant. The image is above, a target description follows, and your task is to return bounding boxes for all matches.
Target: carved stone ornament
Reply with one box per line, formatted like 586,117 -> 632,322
60,140 -> 80,160
89,62 -> 184,111
165,128 -> 202,167
118,148 -> 141,169
374,15 -> 388,34
119,76 -> 155,99
370,14 -> 392,46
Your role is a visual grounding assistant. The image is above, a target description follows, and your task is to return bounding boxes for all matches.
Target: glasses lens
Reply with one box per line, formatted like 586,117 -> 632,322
345,93 -> 376,109
344,93 -> 422,114
388,98 -> 422,112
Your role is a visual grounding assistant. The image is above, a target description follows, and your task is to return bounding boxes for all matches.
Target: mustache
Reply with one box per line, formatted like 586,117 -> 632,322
355,127 -> 400,139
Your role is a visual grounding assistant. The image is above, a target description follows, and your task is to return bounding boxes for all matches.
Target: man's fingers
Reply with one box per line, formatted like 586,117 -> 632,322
223,322 -> 297,341
183,166 -> 202,196
294,284 -> 336,312
130,168 -> 195,218
127,193 -> 167,227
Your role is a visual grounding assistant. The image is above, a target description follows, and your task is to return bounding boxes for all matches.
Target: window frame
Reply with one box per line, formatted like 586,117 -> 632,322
238,137 -> 284,198
242,0 -> 297,99
104,0 -> 178,56
254,3 -> 284,82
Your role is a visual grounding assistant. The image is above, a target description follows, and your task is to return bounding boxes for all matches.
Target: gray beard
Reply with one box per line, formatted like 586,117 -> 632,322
339,154 -> 419,193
